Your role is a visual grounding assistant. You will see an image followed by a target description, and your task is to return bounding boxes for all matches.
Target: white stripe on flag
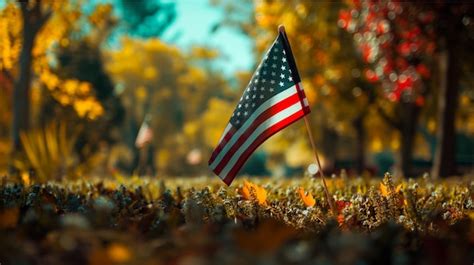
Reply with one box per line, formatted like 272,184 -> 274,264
218,101 -> 303,179
303,98 -> 309,107
217,123 -> 232,145
209,84 -> 299,170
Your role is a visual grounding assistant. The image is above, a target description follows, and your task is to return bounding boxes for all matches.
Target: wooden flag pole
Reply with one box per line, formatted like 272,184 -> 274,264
278,25 -> 336,215
303,116 -> 336,215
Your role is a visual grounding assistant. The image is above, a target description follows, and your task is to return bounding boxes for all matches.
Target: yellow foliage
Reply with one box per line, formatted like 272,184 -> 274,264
301,79 -> 317,105
63,79 -> 80,95
21,172 -> 30,186
0,2 -> 104,120
285,138 -> 312,167
15,122 -> 79,182
135,86 -> 147,101
201,98 -> 234,147
105,35 -> 234,175
73,98 -> 104,120
0,4 -> 21,71
390,137 -> 400,150
89,3 -> 113,27
157,149 -> 171,170
371,138 -> 383,152
379,182 -> 402,197
144,67 -> 157,80
191,46 -> 219,59
183,121 -> 199,139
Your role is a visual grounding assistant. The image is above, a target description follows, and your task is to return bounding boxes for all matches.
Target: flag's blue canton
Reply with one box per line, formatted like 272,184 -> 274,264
230,34 -> 296,129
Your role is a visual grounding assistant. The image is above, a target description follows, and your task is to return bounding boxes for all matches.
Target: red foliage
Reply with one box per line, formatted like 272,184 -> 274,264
338,10 -> 351,30
416,64 -> 430,79
335,200 -> 351,213
340,0 -> 437,103
364,69 -> 378,83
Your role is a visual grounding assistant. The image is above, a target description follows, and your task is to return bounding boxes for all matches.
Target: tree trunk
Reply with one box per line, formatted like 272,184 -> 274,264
320,127 -> 338,171
10,1 -> 51,173
431,32 -> 459,178
353,114 -> 365,175
11,30 -> 35,158
398,102 -> 420,177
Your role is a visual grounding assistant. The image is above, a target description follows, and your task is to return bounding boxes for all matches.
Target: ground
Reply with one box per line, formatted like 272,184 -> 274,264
0,175 -> 473,265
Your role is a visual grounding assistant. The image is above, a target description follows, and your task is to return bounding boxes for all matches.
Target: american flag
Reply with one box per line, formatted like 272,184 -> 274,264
135,115 -> 153,148
208,29 -> 311,185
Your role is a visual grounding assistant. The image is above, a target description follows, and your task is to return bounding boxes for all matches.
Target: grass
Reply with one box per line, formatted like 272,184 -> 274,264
0,173 -> 473,264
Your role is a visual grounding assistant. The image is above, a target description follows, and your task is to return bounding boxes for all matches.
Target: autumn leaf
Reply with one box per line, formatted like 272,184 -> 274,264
337,214 -> 345,226
379,182 -> 402,197
239,180 -> 252,200
380,182 -> 389,197
297,187 -> 316,207
239,180 -> 267,205
335,200 -> 351,213
254,185 -> 267,205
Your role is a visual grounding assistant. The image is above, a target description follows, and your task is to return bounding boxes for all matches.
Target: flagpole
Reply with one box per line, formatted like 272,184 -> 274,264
303,116 -> 336,214
278,25 -> 336,215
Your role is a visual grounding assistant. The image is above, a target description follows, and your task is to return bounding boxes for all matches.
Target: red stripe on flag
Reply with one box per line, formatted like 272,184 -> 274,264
295,83 -> 311,114
212,93 -> 301,175
222,109 -> 306,185
208,126 -> 236,165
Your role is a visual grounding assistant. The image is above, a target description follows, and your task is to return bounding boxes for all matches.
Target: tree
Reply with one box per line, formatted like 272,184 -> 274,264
250,1 -> 378,174
12,0 -> 52,163
430,2 -> 474,178
342,0 -> 474,177
105,37 -> 234,175
1,1 -> 119,174
341,1 -> 435,177
45,39 -> 125,161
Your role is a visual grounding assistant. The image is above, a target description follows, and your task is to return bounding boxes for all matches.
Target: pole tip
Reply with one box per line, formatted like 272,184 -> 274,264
278,25 -> 285,34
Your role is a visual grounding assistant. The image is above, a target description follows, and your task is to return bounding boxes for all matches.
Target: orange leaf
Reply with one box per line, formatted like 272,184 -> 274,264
239,180 -> 267,205
337,214 -> 345,226
239,180 -> 252,200
379,182 -> 389,197
254,185 -> 267,205
298,187 -> 316,207
395,184 -> 402,193
380,183 -> 402,197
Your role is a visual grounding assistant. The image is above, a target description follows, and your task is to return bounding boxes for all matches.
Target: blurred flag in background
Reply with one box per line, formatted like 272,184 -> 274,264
135,114 -> 153,149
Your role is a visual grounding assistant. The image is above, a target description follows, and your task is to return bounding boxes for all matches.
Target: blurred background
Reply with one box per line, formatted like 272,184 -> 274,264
0,0 -> 473,181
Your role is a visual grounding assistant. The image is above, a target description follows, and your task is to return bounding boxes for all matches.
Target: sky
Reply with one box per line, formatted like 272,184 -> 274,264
0,0 -> 254,76
161,0 -> 254,75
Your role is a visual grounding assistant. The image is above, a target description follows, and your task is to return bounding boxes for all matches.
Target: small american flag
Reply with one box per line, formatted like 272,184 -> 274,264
208,29 -> 310,185
135,115 -> 153,148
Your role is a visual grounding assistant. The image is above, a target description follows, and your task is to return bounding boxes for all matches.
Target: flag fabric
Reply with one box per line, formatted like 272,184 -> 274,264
135,115 -> 153,148
208,29 -> 311,185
